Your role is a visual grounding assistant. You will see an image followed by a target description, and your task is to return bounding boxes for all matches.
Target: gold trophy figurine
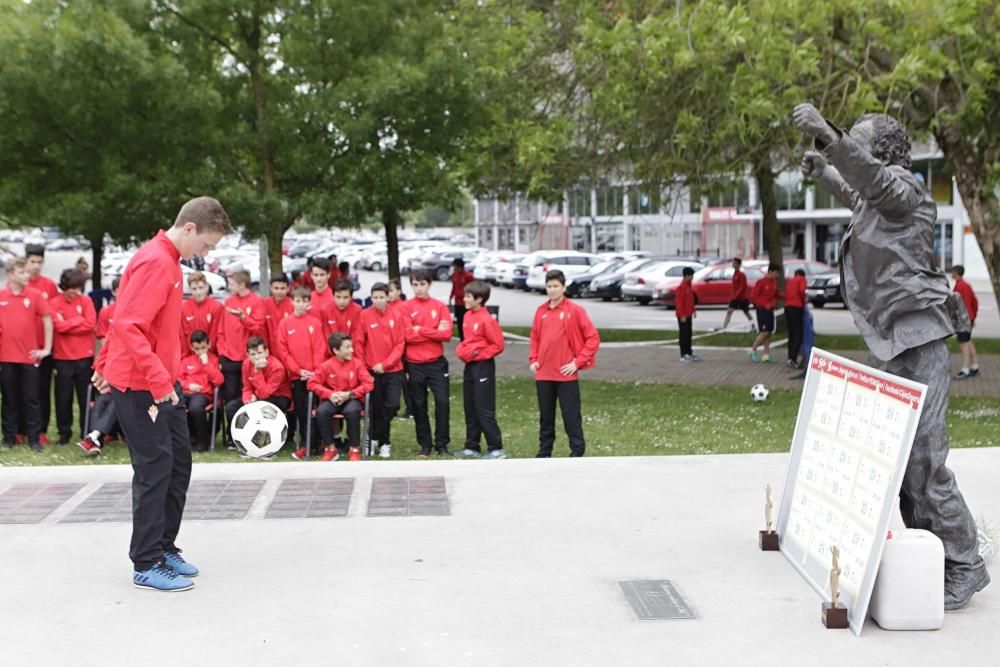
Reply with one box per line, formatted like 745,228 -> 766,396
822,545 -> 849,628
759,484 -> 779,551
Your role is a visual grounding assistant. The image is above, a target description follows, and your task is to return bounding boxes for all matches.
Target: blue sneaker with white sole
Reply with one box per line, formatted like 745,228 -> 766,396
133,562 -> 194,592
163,549 -> 199,577
481,449 -> 507,460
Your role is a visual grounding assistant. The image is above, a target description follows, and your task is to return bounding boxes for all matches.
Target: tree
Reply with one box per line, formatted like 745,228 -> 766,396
0,0 -> 222,288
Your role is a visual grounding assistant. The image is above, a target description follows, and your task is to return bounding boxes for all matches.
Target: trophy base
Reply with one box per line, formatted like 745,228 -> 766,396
759,530 -> 779,551
822,602 -> 849,629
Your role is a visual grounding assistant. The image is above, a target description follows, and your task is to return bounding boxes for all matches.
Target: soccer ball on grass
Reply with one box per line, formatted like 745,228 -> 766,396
750,384 -> 770,402
231,401 -> 288,458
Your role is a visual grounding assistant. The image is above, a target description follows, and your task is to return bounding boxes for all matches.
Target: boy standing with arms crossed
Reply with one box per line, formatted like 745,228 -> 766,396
455,280 -> 506,459
217,269 -> 265,415
354,282 -> 406,459
529,270 -> 600,458
92,196 -> 230,591
0,258 -> 53,452
24,244 -> 58,445
404,269 -> 453,458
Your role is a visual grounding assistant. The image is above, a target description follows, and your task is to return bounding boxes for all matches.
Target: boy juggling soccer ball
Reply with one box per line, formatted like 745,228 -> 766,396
529,270 -> 600,458
354,283 -> 405,459
307,333 -> 374,462
455,280 -> 506,459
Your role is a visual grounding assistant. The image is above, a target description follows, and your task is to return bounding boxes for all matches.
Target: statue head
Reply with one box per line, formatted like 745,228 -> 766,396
850,113 -> 912,169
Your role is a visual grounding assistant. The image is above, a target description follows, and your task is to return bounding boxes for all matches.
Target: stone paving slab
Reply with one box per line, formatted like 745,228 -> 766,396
0,482 -> 85,524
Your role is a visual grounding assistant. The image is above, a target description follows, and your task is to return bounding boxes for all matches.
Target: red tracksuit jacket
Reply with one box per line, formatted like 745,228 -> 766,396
309,286 -> 335,315
96,302 -> 116,340
751,277 -> 782,311
354,306 -> 405,372
784,275 -> 807,308
954,278 -> 978,324
307,356 -> 374,401
273,313 -> 326,378
528,298 -> 600,382
217,292 -> 265,362
50,293 -> 97,361
178,352 -> 224,399
264,296 -> 294,351
321,300 -> 363,340
451,269 -> 474,302
180,297 -> 224,351
402,296 -> 452,363
0,286 -> 51,364
27,274 -> 58,348
241,355 -> 291,403
456,307 -> 504,363
729,270 -> 749,301
675,280 -> 695,319
96,231 -> 183,398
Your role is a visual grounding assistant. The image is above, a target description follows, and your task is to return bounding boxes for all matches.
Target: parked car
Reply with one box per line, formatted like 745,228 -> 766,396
180,265 -> 228,295
474,250 -> 523,284
564,259 -> 625,298
807,272 -> 843,307
524,251 -> 603,292
413,247 -> 484,282
621,260 -> 705,305
586,257 -> 661,301
745,258 -> 834,279
654,262 -> 766,308
495,255 -> 525,287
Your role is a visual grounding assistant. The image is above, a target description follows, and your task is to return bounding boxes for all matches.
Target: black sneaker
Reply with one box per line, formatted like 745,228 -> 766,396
435,447 -> 451,456
953,370 -> 971,381
29,442 -> 44,453
970,367 -> 980,377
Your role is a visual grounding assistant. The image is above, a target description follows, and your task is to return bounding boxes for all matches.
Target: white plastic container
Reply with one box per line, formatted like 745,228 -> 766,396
869,528 -> 944,630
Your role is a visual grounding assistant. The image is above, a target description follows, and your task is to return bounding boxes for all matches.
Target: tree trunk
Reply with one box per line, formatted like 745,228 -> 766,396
383,207 -> 402,280
268,223 -> 286,282
89,233 -> 103,291
934,125 -> 1000,310
752,154 -> 784,269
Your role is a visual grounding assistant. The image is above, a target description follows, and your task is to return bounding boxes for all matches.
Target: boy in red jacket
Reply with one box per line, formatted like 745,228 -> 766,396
321,279 -> 363,340
51,268 -> 97,445
404,269 -> 453,457
217,269 -> 265,412
307,333 -> 374,462
24,244 -> 59,444
180,271 -> 224,353
529,270 -> 600,457
224,336 -> 291,452
675,266 -> 700,362
784,268 -> 808,368
276,286 -> 327,460
263,273 -> 293,352
455,280 -> 506,459
96,277 -> 120,351
179,330 -> 225,452
749,264 -> 783,363
0,257 -> 53,451
951,265 -> 980,380
308,257 -> 335,314
721,257 -> 754,331
354,282 -> 405,459
450,257 -> 474,341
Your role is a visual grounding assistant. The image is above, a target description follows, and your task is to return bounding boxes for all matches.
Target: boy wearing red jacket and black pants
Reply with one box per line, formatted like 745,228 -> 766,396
784,268 -> 808,368
404,269 -> 454,457
224,336 -> 292,452
24,243 -> 59,445
180,271 -> 224,353
92,197 -> 231,592
529,270 -> 600,458
455,280 -> 506,459
951,265 -> 980,380
307,333 -> 374,461
354,282 -> 406,459
217,269 -> 265,410
179,330 -> 225,452
275,286 -> 327,459
51,269 -> 97,445
749,264 -> 783,363
676,266 -> 700,362
450,258 -> 474,341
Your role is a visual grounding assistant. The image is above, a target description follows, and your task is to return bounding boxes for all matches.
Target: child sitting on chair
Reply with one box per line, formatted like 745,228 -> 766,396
306,332 -> 373,462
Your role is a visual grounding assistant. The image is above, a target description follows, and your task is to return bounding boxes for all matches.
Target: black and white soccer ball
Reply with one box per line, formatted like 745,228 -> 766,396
231,401 -> 288,458
751,384 -> 770,402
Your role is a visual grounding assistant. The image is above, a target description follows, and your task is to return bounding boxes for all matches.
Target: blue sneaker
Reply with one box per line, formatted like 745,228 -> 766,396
453,448 -> 482,459
749,350 -> 760,363
481,449 -> 507,460
133,562 -> 194,592
163,549 -> 199,577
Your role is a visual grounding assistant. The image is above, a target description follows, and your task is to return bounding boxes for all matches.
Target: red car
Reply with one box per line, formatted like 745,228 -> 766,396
653,262 -> 765,308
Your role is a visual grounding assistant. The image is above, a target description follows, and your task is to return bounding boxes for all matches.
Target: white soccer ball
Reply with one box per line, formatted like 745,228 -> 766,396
751,384 -> 770,402
231,401 -> 288,458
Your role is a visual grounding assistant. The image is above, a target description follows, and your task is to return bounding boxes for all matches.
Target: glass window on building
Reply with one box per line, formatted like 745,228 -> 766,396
568,188 -> 591,218
517,197 -> 536,224
595,222 -> 623,252
596,185 -> 624,216
498,199 -> 516,223
477,198 -> 497,223
812,185 -> 842,209
627,185 -> 660,215
814,223 -> 847,265
929,159 -> 954,205
773,171 -> 806,210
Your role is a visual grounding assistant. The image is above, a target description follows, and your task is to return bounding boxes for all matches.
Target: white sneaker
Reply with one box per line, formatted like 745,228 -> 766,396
378,444 -> 391,459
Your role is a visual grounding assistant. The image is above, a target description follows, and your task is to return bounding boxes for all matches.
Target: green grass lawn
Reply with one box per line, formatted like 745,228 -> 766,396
3,378 -> 998,466
503,326 -> 1000,354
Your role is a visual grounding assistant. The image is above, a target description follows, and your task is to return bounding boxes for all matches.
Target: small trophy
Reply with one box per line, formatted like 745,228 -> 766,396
821,545 -> 849,629
758,484 -> 779,551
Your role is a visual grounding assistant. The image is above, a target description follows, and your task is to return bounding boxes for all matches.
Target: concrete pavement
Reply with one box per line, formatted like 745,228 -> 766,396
1,452 -> 998,666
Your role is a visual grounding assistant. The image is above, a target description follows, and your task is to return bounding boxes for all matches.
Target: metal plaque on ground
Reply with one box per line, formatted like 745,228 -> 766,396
265,478 -> 354,519
0,483 -> 85,524
368,477 -> 449,517
775,349 -> 927,636
618,580 -> 696,620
